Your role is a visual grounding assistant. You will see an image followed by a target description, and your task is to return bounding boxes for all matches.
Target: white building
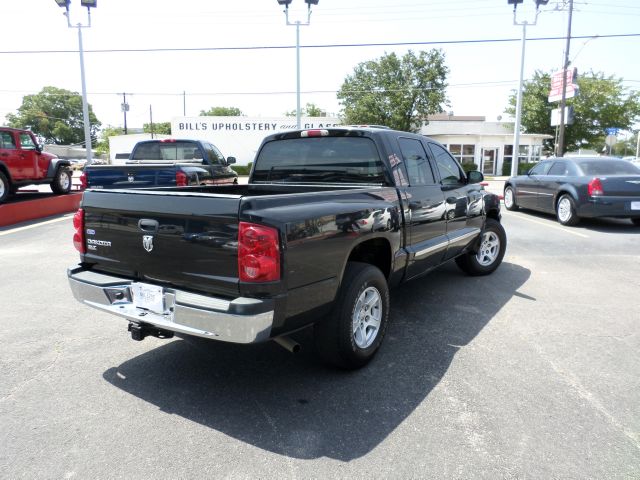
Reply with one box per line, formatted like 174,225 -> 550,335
106,114 -> 550,175
421,114 -> 552,176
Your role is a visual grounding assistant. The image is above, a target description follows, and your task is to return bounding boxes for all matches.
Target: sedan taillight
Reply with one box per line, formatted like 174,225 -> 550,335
79,171 -> 87,190
73,208 -> 86,254
238,222 -> 280,282
588,177 -> 604,196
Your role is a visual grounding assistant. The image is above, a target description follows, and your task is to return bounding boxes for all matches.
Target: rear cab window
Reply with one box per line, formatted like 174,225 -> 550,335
130,141 -> 203,162
252,136 -> 387,184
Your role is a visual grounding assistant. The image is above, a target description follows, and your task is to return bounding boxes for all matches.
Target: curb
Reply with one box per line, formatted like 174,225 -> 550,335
0,193 -> 83,227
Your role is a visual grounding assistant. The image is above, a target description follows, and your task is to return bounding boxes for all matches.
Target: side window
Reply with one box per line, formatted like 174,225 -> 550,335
0,132 -> 16,149
529,161 -> 552,176
398,137 -> 435,186
548,162 -> 567,176
204,143 -> 225,165
428,143 -> 464,186
19,133 -> 36,150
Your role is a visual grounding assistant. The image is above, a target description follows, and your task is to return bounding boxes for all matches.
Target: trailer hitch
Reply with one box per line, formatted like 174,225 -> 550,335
128,322 -> 174,341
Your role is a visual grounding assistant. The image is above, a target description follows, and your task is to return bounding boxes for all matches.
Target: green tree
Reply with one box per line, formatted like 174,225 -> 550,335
337,49 -> 449,132
199,106 -> 244,116
94,126 -> 124,156
143,122 -> 171,135
506,70 -> 640,154
5,86 -> 101,145
285,103 -> 326,117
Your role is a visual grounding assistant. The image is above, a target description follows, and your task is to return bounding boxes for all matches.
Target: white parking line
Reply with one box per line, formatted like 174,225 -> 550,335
0,215 -> 73,236
505,211 -> 590,238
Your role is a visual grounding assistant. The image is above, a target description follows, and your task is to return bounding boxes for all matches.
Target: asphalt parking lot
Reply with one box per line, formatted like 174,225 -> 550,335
1,209 -> 639,478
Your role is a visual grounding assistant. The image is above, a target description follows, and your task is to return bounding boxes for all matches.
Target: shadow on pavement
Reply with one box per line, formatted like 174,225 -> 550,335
514,208 -> 640,234
103,261 -> 530,461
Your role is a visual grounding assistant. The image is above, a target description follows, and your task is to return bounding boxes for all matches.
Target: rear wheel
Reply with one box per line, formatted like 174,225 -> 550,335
455,218 -> 506,276
556,194 -> 579,226
503,186 -> 519,211
314,262 -> 390,370
51,167 -> 72,194
0,171 -> 10,203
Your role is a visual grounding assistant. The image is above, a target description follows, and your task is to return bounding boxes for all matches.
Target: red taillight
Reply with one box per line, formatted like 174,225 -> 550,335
176,171 -> 188,187
588,177 -> 604,196
79,171 -> 87,190
73,208 -> 86,254
238,222 -> 280,282
160,139 -> 177,143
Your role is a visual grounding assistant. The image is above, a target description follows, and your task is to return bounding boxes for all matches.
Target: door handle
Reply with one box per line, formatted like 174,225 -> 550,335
138,219 -> 159,233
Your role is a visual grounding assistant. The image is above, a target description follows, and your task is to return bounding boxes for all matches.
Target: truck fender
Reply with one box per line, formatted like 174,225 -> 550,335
337,235 -> 394,293
46,158 -> 72,178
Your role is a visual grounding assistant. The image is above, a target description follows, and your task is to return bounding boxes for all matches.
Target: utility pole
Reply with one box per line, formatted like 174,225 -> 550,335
149,105 -> 155,139
121,93 -> 129,135
556,0 -> 574,157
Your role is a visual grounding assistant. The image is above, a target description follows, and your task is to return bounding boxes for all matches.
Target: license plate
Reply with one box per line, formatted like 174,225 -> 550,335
131,283 -> 164,313
631,201 -> 640,210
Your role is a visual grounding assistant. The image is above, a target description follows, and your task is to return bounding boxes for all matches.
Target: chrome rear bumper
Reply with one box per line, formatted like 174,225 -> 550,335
67,266 -> 274,343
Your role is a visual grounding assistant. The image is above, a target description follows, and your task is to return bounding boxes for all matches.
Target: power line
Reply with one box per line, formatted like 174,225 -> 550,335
0,33 -> 638,56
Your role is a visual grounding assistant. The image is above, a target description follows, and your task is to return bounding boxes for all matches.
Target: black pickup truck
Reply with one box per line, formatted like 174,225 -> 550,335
81,139 -> 238,189
68,127 -> 505,369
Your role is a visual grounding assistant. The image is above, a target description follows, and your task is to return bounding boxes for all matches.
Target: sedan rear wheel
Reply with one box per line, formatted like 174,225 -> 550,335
504,186 -> 519,211
556,194 -> 579,226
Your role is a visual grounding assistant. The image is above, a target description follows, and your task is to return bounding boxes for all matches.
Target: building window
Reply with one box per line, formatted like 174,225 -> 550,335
504,145 -> 542,164
447,144 -> 476,166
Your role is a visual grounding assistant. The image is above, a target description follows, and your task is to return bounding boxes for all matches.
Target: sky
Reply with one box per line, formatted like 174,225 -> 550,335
1,0 -> 639,136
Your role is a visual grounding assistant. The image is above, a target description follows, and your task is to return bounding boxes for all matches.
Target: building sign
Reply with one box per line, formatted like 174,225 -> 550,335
171,116 -> 341,165
548,68 -> 578,103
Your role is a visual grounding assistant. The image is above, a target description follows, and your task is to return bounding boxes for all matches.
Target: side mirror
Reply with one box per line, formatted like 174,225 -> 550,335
35,144 -> 43,153
226,156 -> 236,165
467,170 -> 484,184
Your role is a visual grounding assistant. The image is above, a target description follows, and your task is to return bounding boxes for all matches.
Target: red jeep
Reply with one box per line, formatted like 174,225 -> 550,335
0,127 -> 72,203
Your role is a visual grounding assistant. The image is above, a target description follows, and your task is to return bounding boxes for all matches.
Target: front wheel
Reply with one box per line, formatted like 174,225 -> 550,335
503,186 -> 519,211
455,218 -> 506,276
314,262 -> 390,370
556,194 -> 579,226
51,167 -> 72,195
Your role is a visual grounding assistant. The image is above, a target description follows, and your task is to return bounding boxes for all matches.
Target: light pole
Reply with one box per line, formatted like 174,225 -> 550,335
276,0 -> 319,129
508,0 -> 546,177
54,0 -> 96,165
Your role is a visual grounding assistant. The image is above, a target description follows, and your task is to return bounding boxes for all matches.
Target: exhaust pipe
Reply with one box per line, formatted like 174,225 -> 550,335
273,336 -> 301,354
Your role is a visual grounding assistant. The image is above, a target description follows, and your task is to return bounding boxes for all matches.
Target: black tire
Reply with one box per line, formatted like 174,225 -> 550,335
631,218 -> 640,227
455,218 -> 507,276
503,186 -> 519,211
50,167 -> 72,195
0,171 -> 10,203
314,262 -> 390,370
556,194 -> 579,226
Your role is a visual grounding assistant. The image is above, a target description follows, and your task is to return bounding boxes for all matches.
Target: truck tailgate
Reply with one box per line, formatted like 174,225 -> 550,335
85,165 -> 179,189
81,189 -> 242,297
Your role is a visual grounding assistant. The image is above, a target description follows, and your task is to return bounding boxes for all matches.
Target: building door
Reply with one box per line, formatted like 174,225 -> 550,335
481,147 -> 498,175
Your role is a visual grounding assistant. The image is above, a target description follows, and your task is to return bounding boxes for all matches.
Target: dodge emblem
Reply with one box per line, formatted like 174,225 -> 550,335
142,235 -> 154,252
